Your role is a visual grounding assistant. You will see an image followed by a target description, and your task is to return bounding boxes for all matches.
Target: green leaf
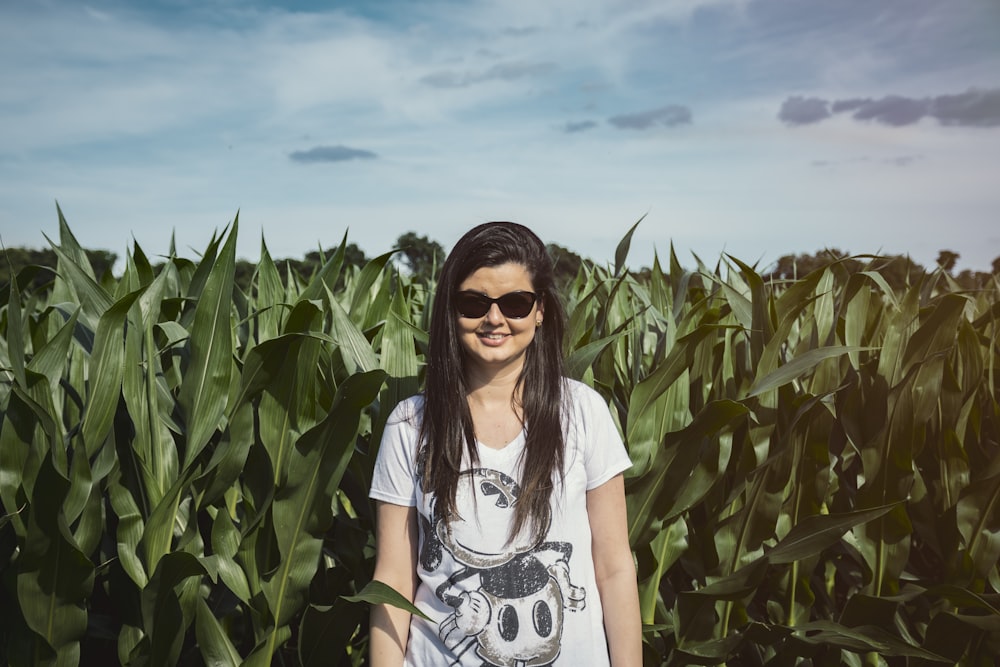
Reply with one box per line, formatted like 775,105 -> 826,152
901,292 -> 968,369
614,214 -> 644,276
16,456 -> 94,661
107,479 -> 148,587
343,579 -> 432,620
296,231 -> 347,305
957,473 -> 1000,580
26,306 -> 80,390
140,551 -> 208,667
626,324 -> 717,445
298,600 -> 367,667
327,291 -> 379,374
0,393 -> 39,536
254,234 -> 287,340
790,621 -> 950,660
4,260 -> 28,387
767,504 -> 899,564
81,288 -> 144,456
178,218 -> 238,468
566,330 -> 627,381
45,234 -> 114,324
747,345 -> 873,397
195,597 -> 242,667
627,400 -> 748,543
256,369 -> 386,661
207,508 -> 251,603
638,516 -> 688,624
348,249 -> 396,320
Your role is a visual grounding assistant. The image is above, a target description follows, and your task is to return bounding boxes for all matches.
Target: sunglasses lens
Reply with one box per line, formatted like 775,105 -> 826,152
456,293 -> 491,318
455,291 -> 537,319
497,292 -> 536,318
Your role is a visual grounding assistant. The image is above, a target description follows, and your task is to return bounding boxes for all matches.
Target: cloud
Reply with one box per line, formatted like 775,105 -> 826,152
830,98 -> 869,113
607,105 -> 692,130
851,95 -> 928,126
779,88 -> 1000,128
778,96 -> 831,125
289,145 -> 377,163
564,120 -> 598,133
420,61 -> 556,88
887,154 -> 923,166
810,155 -> 924,168
931,88 -> 1000,127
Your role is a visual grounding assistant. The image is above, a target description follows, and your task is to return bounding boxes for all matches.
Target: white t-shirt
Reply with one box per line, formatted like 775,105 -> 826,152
370,379 -> 632,667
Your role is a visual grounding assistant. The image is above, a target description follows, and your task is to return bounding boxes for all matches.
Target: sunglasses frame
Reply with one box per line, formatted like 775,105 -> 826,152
455,290 -> 538,319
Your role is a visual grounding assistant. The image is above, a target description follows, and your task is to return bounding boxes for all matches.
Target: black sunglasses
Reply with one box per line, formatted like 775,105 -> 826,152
455,290 -> 538,319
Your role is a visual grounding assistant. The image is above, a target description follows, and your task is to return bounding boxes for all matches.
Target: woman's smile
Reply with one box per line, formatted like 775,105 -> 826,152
477,331 -> 511,345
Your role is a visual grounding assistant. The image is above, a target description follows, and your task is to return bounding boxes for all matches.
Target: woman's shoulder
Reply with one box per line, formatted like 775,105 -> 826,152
385,393 -> 425,428
561,377 -> 609,407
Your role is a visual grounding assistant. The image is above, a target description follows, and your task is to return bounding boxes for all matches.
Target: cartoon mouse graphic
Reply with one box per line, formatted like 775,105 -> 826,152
419,468 -> 585,667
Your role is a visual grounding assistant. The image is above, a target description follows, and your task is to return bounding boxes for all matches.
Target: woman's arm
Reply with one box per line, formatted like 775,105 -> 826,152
587,473 -> 642,667
369,501 -> 419,667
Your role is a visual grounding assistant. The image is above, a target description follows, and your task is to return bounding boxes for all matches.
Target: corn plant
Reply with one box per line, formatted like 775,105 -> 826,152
1,211 -> 998,666
565,229 -> 1000,665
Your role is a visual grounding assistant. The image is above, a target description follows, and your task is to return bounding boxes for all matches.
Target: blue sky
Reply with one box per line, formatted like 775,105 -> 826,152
2,0 -> 999,272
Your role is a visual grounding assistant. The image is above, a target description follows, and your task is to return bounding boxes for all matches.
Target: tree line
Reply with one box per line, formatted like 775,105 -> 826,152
3,236 -> 998,296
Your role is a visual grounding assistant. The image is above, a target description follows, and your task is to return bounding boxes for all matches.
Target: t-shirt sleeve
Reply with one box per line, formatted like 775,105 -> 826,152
369,398 -> 420,507
573,382 -> 633,490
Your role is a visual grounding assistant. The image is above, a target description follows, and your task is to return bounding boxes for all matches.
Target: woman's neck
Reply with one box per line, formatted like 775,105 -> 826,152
464,363 -> 526,449
464,361 -> 523,407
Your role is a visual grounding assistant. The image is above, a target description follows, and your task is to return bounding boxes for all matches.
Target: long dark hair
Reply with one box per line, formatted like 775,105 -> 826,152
419,222 -> 567,544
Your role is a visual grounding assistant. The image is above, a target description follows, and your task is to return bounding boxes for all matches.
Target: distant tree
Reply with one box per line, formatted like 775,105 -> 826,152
867,254 -> 925,290
763,249 -> 938,290
764,249 -> 862,283
953,266 -> 999,290
234,260 -> 257,291
936,250 -> 960,273
299,242 -> 368,276
394,232 -> 445,283
992,256 -> 1000,276
546,243 -> 590,291
1,246 -> 117,294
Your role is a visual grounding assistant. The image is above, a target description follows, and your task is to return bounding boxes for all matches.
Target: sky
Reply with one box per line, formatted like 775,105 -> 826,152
2,0 -> 999,274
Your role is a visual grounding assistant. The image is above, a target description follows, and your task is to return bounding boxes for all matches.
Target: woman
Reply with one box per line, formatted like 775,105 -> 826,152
369,222 -> 641,666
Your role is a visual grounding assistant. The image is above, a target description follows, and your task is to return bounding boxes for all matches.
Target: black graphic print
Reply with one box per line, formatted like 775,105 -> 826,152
423,468 -> 585,667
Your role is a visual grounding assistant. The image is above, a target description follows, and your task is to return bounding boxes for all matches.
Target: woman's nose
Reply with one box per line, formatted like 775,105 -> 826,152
486,302 -> 505,324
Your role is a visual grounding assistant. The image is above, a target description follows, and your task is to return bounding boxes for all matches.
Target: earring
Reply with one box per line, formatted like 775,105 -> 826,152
535,320 -> 542,328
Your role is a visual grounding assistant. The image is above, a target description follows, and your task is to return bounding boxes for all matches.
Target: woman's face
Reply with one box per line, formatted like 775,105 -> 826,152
455,262 -> 542,376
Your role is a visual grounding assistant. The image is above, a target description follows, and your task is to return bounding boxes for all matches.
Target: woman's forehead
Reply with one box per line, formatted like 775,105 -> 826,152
458,262 -> 534,293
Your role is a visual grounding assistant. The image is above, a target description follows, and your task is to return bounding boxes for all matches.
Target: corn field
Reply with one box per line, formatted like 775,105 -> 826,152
1,211 -> 999,666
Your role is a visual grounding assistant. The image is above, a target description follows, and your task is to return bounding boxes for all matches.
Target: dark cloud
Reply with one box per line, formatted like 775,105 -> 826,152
564,120 -> 598,133
778,96 -> 831,125
851,95 -> 928,126
607,105 -> 692,130
289,145 -> 377,163
931,88 -> 1000,127
421,61 -> 556,88
830,98 -> 870,113
779,88 -> 1000,128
